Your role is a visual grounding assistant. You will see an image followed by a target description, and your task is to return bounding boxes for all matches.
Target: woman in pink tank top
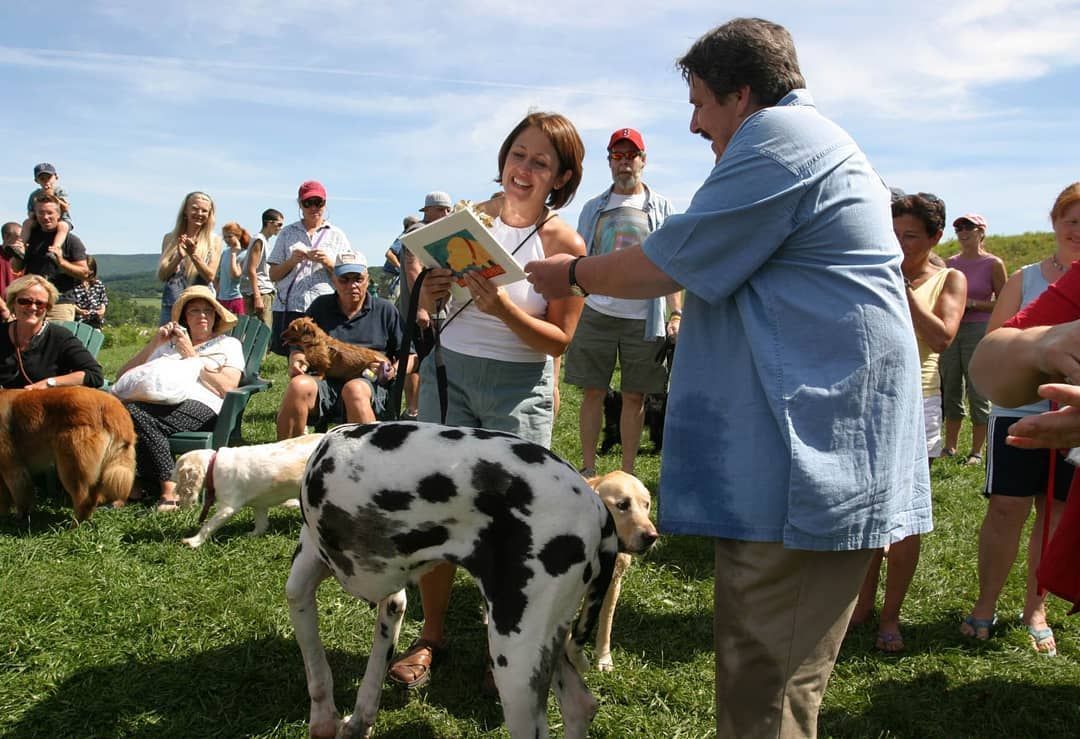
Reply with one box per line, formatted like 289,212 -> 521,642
940,212 -> 1007,464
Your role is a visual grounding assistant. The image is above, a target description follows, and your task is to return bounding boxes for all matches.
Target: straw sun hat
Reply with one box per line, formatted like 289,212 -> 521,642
170,285 -> 238,336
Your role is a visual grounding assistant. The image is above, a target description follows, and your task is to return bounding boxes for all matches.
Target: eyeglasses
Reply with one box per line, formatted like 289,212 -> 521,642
608,151 -> 643,161
301,198 -> 326,209
954,223 -> 977,232
16,297 -> 48,309
337,274 -> 366,283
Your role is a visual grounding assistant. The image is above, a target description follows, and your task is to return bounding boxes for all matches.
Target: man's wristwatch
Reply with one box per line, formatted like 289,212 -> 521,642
568,256 -> 588,298
46,378 -> 57,387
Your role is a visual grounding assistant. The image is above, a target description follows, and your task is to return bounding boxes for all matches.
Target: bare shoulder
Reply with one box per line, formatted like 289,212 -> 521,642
538,215 -> 585,258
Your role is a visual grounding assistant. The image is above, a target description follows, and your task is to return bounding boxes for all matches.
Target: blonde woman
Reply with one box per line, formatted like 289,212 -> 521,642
157,191 -> 222,325
0,274 -> 103,389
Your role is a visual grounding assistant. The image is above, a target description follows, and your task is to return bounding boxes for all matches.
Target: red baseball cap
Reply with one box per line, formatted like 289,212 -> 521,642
298,180 -> 327,201
608,128 -> 645,152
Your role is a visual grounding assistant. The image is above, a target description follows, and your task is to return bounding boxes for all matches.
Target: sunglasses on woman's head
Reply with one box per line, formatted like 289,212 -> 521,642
16,297 -> 48,309
301,198 -> 326,208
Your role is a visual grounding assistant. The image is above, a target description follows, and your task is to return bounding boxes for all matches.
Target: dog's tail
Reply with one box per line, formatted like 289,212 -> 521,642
569,508 -> 619,652
96,411 -> 137,506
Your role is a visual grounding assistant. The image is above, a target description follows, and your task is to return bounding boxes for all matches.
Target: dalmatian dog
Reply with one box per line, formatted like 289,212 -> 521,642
286,421 -> 619,739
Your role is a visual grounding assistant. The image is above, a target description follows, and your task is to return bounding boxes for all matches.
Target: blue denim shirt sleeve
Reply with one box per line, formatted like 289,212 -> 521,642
643,140 -> 803,305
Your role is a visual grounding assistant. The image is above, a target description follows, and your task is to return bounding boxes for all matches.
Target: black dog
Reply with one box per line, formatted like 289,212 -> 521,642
599,389 -> 667,455
598,336 -> 673,456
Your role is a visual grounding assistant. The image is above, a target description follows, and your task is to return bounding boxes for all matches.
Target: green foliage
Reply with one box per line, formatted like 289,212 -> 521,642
3,321 -> 1080,738
105,297 -> 160,329
937,232 -> 1057,274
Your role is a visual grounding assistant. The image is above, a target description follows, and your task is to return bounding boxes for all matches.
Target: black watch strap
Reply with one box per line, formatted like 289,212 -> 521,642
569,256 -> 588,297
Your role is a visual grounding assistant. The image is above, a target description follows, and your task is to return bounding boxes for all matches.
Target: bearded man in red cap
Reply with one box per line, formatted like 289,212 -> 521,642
563,128 -> 682,476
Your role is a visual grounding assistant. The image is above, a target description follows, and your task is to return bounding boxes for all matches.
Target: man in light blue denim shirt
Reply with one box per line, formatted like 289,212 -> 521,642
526,17 -> 930,738
567,127 -> 682,476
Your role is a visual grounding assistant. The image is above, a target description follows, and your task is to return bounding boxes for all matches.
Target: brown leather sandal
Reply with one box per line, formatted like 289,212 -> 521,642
387,638 -> 446,689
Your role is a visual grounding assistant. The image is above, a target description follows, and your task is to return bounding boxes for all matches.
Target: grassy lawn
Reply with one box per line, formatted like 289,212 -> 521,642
3,324 -> 1080,738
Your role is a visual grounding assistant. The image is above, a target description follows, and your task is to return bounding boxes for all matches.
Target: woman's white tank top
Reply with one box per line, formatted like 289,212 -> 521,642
441,216 -> 550,363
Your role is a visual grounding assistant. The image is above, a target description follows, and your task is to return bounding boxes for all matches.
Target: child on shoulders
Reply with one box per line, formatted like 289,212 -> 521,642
18,163 -> 73,260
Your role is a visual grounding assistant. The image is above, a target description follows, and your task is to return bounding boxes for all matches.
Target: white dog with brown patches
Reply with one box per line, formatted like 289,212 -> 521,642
586,471 -> 659,672
172,434 -> 325,547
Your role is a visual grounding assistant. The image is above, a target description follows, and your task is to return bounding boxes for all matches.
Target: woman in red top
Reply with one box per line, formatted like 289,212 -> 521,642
973,183 -> 1080,424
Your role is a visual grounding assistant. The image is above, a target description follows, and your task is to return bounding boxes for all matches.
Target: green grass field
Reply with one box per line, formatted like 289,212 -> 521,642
4,279 -> 1080,736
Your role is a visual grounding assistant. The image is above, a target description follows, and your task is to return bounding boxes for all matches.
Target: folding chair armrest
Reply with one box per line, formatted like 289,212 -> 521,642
210,385 -> 259,449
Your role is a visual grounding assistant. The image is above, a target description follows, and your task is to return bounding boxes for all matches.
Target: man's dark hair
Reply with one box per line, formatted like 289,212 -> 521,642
262,208 -> 284,225
892,193 -> 947,236
677,18 -> 805,108
1,222 -> 19,240
32,192 -> 63,210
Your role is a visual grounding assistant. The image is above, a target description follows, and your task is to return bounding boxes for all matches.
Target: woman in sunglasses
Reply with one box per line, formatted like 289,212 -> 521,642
267,181 -> 353,355
157,191 -> 222,326
0,274 -> 104,389
940,213 -> 1007,465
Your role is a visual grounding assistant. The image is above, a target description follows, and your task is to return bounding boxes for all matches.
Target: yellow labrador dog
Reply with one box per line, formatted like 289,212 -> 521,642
172,434 -> 325,547
586,471 -> 659,672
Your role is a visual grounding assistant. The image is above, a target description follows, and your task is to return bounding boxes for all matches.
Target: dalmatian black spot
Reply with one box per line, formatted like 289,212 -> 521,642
511,442 -> 548,465
291,541 -> 302,564
387,599 -> 401,616
439,428 -> 466,440
380,622 -> 389,639
386,643 -> 395,663
463,485 -> 535,635
373,489 -> 415,511
316,501 -> 408,577
497,655 -> 508,667
392,524 -> 450,555
601,509 -> 615,538
308,439 -> 331,469
529,627 -> 566,715
370,423 -> 421,451
417,473 -> 457,503
342,423 -> 378,440
539,535 -> 586,576
582,561 -> 593,585
471,428 -> 516,441
305,455 -> 336,508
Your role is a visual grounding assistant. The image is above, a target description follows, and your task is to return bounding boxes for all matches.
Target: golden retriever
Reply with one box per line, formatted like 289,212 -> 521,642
0,387 -> 136,521
280,317 -> 388,381
587,471 -> 660,671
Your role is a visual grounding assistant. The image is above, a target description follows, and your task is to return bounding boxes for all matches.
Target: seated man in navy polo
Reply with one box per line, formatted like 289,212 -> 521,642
276,251 -> 415,438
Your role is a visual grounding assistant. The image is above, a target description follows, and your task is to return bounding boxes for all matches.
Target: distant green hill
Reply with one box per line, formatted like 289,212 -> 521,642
93,253 -> 162,279
937,231 -> 1056,274
92,253 -> 387,299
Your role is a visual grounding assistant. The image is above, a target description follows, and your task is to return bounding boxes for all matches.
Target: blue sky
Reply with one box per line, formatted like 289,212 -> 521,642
2,1 -> 1078,268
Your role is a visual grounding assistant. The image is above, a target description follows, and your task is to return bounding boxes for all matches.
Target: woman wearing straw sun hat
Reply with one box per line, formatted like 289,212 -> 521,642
116,285 -> 244,511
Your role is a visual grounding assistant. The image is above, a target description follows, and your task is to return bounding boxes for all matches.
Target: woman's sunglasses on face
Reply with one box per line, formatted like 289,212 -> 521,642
954,223 -> 977,232
301,198 -> 326,209
16,297 -> 48,310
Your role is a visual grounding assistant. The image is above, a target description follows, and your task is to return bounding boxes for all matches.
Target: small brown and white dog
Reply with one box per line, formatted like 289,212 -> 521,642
586,470 -> 659,672
280,317 -> 388,381
0,387 -> 136,522
172,434 -> 325,547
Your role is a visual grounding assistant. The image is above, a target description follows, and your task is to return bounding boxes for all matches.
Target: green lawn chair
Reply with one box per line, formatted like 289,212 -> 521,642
167,314 -> 272,453
57,320 -> 105,358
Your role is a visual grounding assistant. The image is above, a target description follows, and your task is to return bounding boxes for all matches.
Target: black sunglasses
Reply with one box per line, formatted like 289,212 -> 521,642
301,198 -> 326,208
16,297 -> 48,309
